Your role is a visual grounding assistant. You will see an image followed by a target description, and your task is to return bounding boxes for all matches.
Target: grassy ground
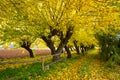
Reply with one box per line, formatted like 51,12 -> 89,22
0,49 -> 120,80
43,50 -> 120,80
0,53 -> 79,80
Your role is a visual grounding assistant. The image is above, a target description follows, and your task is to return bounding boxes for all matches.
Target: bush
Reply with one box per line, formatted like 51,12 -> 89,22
95,30 -> 120,66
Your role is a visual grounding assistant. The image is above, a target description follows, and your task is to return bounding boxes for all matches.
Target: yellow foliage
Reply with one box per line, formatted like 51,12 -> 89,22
42,50 -> 120,80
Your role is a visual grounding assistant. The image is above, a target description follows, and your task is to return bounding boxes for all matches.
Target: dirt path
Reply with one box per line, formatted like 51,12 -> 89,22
45,50 -> 120,80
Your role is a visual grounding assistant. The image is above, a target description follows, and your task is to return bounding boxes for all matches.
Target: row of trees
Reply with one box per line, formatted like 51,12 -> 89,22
0,0 -> 120,63
95,27 -> 120,65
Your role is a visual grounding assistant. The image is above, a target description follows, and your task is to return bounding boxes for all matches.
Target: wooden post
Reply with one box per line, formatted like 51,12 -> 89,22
42,56 -> 45,71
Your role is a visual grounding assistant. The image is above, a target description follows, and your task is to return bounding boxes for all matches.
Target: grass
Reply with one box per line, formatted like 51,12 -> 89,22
0,62 -> 42,80
0,49 -> 120,80
0,53 -> 81,80
43,49 -> 120,80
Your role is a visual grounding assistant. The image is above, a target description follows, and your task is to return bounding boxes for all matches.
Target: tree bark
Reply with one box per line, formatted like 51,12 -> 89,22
25,47 -> 34,58
73,40 -> 80,55
41,36 -> 56,55
20,40 -> 34,58
53,41 -> 67,61
52,27 -> 73,61
42,26 -> 73,61
64,45 -> 72,58
42,36 -> 60,61
21,46 -> 34,58
81,47 -> 84,55
81,45 -> 85,55
54,27 -> 73,60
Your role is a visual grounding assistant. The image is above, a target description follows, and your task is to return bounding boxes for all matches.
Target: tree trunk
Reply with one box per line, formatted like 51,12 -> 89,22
20,40 -> 34,58
81,47 -> 85,55
73,40 -> 80,55
80,43 -> 85,55
64,45 -> 72,58
52,27 -> 73,61
53,53 -> 61,61
42,36 -> 56,55
52,42 -> 66,61
42,36 -> 60,61
42,26 -> 73,61
25,47 -> 34,58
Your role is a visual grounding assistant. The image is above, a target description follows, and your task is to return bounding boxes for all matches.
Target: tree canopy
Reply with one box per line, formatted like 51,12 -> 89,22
0,0 -> 120,61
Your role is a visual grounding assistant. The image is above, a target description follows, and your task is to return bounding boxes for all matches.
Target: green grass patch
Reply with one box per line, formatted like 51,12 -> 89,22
0,62 -> 43,80
0,54 -> 82,80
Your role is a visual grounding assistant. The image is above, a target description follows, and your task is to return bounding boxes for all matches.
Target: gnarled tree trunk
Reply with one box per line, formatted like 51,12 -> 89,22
20,40 -> 34,58
25,47 -> 34,58
64,45 -> 72,58
42,27 -> 73,61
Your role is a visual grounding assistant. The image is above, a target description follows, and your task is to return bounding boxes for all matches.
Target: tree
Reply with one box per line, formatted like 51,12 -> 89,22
64,45 -> 72,58
69,27 -> 97,55
0,0 -> 42,58
0,0 -> 73,60
1,0 -> 120,62
94,0 -> 120,65
39,0 -> 76,61
1,21 -> 36,57
39,0 -> 99,60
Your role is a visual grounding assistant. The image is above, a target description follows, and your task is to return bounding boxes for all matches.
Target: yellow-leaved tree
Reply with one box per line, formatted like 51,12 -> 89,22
93,0 -> 120,65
